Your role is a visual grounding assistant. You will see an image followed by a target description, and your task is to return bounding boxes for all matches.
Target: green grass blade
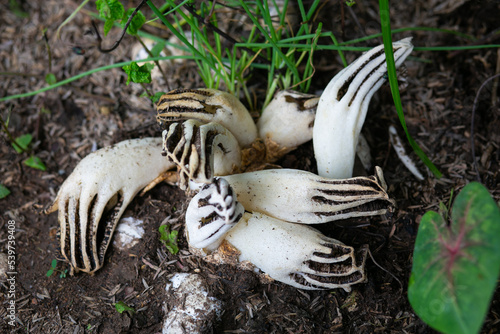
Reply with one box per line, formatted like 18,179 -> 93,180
379,0 -> 442,178
238,1 -> 300,81
340,26 -> 476,46
0,56 -> 198,102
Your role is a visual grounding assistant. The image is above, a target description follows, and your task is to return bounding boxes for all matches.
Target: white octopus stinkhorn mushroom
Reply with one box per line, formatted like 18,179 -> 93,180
222,167 -> 393,224
257,90 -> 319,159
45,138 -> 175,273
161,119 -> 242,189
185,178 -> 368,291
313,37 -> 414,179
156,88 -> 257,148
45,39 -> 409,287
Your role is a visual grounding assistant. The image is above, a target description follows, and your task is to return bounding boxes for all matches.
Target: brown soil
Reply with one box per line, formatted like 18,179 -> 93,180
1,1 -> 499,333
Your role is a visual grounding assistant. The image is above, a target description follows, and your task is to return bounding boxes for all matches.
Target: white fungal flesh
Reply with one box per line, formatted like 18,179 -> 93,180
156,88 -> 257,147
313,38 -> 413,179
185,178 -> 244,251
185,178 -> 368,291
225,212 -> 367,291
222,167 -> 393,224
389,125 -> 424,180
257,90 -> 319,149
46,138 -> 174,273
162,119 -> 242,189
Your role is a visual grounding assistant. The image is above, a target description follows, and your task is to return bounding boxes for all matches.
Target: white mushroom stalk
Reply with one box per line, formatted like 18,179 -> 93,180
257,90 -> 319,159
156,88 -> 257,147
45,138 -> 174,273
222,167 -> 394,224
162,119 -> 242,190
313,38 -> 414,179
185,178 -> 368,291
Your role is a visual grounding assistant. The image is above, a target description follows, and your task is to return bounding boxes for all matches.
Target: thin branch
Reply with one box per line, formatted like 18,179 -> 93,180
367,247 -> 403,293
94,0 -> 148,53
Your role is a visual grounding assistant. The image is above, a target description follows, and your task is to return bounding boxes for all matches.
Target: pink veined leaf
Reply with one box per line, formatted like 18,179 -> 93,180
408,182 -> 500,334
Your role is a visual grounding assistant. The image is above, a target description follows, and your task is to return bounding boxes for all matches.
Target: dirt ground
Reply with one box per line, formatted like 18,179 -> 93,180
1,0 -> 500,333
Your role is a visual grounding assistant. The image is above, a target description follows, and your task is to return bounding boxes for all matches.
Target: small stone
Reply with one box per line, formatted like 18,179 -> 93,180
163,273 -> 222,334
113,217 -> 144,250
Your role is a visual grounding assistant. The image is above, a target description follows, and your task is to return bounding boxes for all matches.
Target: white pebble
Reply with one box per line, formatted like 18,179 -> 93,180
113,217 -> 145,250
163,273 -> 222,334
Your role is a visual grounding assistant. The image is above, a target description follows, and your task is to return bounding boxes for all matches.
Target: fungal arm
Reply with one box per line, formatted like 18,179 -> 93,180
313,38 -> 413,179
185,178 -> 244,251
45,138 -> 174,273
162,119 -> 242,190
222,167 -> 394,224
225,212 -> 367,291
185,178 -> 367,291
156,88 -> 257,147
257,90 -> 319,159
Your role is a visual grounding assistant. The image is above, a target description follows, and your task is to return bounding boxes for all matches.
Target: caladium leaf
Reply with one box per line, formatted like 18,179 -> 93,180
408,182 -> 500,334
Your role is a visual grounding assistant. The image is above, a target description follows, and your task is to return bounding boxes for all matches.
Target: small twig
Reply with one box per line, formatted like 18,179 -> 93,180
492,48 -> 500,108
93,0 -> 148,53
366,247 -> 403,293
347,5 -> 366,37
136,36 -> 171,90
42,29 -> 52,73
470,72 -> 500,183
203,0 -> 216,25
140,83 -> 153,98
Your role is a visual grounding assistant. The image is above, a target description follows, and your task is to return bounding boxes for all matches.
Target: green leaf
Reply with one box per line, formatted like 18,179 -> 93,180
150,41 -> 167,57
408,182 -> 500,334
23,155 -> 47,171
46,259 -> 57,277
60,269 -> 68,278
9,0 -> 29,18
151,91 -> 166,104
159,224 -> 179,254
122,8 -> 146,35
96,0 -> 125,36
0,184 -> 11,199
114,301 -> 135,315
12,133 -> 32,153
122,62 -> 154,85
45,73 -> 57,85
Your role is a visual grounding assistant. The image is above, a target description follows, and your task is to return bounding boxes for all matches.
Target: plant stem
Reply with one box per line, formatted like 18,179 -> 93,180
136,35 -> 170,90
378,0 -> 442,178
0,114 -> 28,153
